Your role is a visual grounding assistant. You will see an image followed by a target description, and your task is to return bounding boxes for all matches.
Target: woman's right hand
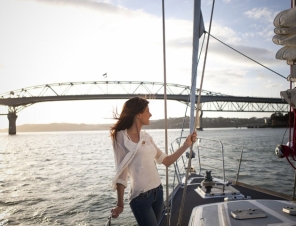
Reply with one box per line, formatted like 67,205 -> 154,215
183,131 -> 197,148
111,205 -> 124,218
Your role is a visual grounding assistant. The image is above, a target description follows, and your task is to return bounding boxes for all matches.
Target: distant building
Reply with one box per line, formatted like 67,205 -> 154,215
269,112 -> 293,127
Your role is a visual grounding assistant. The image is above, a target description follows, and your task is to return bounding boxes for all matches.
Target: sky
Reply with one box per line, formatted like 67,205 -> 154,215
0,0 -> 291,129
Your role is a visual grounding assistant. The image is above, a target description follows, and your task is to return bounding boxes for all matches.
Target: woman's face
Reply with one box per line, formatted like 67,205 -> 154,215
137,106 -> 152,125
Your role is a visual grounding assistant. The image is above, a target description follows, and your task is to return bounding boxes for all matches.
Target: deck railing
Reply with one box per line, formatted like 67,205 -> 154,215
158,134 -> 296,225
158,137 -> 246,219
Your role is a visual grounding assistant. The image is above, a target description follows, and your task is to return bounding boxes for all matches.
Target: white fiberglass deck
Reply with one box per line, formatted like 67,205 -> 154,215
189,199 -> 296,226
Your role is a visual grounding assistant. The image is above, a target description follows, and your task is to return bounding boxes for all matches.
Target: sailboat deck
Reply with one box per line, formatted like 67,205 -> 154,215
159,173 -> 290,226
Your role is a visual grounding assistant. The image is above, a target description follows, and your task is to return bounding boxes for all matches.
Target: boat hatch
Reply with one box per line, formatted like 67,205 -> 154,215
231,208 -> 267,219
283,206 -> 296,215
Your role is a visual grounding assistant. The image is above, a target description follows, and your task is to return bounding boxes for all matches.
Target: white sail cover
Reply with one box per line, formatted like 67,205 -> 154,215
273,7 -> 296,63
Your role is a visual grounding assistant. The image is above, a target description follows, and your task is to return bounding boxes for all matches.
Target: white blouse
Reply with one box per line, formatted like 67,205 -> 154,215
111,129 -> 167,202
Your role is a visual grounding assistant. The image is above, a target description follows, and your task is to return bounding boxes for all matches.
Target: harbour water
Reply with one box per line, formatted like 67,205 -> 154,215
0,128 -> 294,226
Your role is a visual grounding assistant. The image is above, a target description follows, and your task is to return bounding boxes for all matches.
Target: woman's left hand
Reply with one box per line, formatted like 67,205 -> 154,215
184,131 -> 197,147
111,205 -> 124,218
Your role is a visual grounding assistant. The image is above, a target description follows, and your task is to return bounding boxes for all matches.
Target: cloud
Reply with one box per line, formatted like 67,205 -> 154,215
255,72 -> 270,81
253,71 -> 286,89
202,0 -> 214,6
243,7 -> 280,41
211,23 -> 241,44
210,41 -> 279,67
203,0 -> 232,6
244,7 -> 275,23
0,0 -> 287,92
162,18 -> 284,88
201,68 -> 247,94
206,68 -> 246,81
200,22 -> 282,71
265,80 -> 282,89
206,24 -> 274,66
25,0 -> 135,17
0,0 -> 166,91
31,0 -> 112,8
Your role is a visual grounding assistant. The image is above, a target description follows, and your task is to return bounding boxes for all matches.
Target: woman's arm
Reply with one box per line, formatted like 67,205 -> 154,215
162,132 -> 197,167
111,183 -> 125,218
110,132 -> 128,218
116,183 -> 125,207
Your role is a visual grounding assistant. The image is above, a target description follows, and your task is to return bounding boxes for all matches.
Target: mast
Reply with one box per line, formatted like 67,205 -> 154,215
274,0 -> 296,198
189,0 -> 204,133
177,1 -> 206,225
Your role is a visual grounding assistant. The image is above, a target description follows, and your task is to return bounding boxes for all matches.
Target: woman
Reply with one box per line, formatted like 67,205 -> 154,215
110,97 -> 197,226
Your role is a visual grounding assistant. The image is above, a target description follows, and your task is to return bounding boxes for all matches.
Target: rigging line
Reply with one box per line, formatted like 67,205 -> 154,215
208,33 -> 286,79
289,81 -> 292,153
199,32 -> 207,65
161,0 -> 169,225
177,1 -> 216,226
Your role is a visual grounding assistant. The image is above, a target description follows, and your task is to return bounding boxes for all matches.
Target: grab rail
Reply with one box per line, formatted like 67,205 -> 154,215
196,137 -> 226,182
196,137 -> 245,184
159,136 -> 245,225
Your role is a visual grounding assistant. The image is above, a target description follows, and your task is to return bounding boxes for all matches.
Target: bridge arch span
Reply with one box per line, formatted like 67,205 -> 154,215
0,81 -> 289,134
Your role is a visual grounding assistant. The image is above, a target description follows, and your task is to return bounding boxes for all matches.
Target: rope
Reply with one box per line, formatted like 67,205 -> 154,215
286,155 -> 296,170
161,0 -> 170,225
208,33 -> 286,79
177,1 -> 216,225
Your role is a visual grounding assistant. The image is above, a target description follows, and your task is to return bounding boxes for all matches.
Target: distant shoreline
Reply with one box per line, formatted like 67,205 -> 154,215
0,123 -> 112,133
0,116 -> 289,133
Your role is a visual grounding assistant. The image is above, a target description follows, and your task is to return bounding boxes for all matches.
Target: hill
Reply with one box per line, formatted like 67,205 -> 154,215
0,116 -> 277,133
0,123 -> 111,133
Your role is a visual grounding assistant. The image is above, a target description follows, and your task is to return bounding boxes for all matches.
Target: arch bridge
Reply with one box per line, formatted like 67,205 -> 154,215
0,81 -> 288,134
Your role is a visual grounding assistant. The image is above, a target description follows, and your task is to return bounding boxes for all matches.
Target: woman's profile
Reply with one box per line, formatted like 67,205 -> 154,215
110,96 -> 197,226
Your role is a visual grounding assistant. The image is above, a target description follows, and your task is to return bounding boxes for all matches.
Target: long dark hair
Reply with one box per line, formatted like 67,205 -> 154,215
110,97 -> 149,141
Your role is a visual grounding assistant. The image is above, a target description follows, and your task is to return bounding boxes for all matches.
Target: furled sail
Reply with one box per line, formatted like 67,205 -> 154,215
276,2 -> 296,170
273,7 -> 296,64
276,4 -> 296,104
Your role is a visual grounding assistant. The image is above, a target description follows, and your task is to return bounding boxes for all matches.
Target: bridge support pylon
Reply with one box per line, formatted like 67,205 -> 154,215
7,112 -> 18,135
199,110 -> 203,131
195,108 -> 203,131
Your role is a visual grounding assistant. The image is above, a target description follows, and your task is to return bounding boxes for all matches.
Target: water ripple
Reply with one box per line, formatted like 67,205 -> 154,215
0,129 -> 292,225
